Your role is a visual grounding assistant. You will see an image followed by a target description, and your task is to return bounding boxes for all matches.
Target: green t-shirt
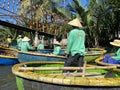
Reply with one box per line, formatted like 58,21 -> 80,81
37,44 -> 44,50
112,48 -> 120,60
17,38 -> 22,48
21,41 -> 34,52
53,46 -> 61,55
66,28 -> 85,56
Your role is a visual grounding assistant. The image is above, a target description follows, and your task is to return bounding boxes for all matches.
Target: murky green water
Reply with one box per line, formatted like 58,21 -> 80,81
0,65 -> 17,90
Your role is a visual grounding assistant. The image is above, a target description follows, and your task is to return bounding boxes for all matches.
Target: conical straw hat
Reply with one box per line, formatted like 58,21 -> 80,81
68,18 -> 83,28
53,41 -> 61,45
110,39 -> 120,47
18,35 -> 22,38
22,36 -> 30,41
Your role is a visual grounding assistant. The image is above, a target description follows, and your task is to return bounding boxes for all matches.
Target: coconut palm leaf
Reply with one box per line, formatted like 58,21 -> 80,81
55,6 -> 72,19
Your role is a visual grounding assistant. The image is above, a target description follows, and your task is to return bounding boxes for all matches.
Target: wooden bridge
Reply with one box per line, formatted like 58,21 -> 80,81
0,0 -> 61,37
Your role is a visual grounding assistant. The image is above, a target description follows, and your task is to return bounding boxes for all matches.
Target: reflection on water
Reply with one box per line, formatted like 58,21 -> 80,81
0,65 -> 17,90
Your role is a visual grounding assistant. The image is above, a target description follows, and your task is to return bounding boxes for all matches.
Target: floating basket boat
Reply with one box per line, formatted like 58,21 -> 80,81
0,45 -> 18,51
18,51 -> 66,62
37,49 -> 53,53
12,61 -> 120,90
95,57 -> 120,67
18,48 -> 106,63
0,47 -> 19,65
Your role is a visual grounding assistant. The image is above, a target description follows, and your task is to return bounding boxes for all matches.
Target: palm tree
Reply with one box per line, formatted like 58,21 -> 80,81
16,0 -> 120,48
87,0 -> 120,47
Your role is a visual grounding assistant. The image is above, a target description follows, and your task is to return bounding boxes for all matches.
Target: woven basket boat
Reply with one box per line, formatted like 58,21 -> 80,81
84,48 -> 106,63
18,51 -> 66,63
0,45 -> 18,51
12,61 -> 120,90
18,48 -> 106,63
37,49 -> 53,53
95,57 -> 120,67
0,47 -> 19,65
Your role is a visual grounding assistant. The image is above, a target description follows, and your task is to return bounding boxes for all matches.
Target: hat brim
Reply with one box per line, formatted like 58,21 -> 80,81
110,42 -> 120,47
68,18 -> 83,28
54,44 -> 61,45
22,39 -> 30,41
53,43 -> 61,45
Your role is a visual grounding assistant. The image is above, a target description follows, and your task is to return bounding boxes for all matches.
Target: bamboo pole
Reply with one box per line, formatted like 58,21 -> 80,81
50,72 -> 102,77
19,65 -> 117,71
82,61 -> 87,77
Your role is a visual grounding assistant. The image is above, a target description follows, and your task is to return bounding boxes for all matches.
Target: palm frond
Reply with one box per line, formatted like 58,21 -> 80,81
55,6 -> 72,19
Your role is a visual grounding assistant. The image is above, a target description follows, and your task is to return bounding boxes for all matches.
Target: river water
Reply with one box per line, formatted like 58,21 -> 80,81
0,65 -> 17,90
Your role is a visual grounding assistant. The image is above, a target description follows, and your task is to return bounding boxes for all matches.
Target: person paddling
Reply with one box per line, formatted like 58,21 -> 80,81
63,18 -> 85,73
20,36 -> 35,52
103,39 -> 120,64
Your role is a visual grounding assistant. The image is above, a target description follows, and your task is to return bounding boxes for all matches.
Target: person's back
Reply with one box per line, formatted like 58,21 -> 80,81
52,41 -> 61,55
21,41 -> 29,52
17,38 -> 22,45
17,35 -> 22,49
37,43 -> 44,50
20,36 -> 34,52
63,18 -> 85,73
67,29 -> 85,56
53,45 -> 61,55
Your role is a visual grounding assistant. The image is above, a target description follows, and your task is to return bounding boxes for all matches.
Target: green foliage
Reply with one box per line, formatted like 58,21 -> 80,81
0,27 -> 16,41
2,0 -> 119,48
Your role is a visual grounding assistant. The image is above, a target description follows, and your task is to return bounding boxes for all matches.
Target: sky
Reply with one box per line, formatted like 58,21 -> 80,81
67,0 -> 88,9
0,0 -> 88,23
80,0 -> 88,9
0,0 -> 20,23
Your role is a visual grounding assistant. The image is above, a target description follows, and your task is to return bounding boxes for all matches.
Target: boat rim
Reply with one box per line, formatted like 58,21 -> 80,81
95,57 -> 120,67
12,61 -> 120,87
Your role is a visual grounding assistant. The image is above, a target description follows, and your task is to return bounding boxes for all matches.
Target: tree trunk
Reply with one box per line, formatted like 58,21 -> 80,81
94,37 -> 99,47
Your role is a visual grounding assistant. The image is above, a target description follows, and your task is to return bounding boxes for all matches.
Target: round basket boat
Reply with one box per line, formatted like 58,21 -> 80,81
0,47 -> 19,65
12,61 -> 120,90
0,45 -> 18,52
18,48 -> 106,63
95,57 -> 120,67
84,48 -> 106,63
0,55 -> 18,65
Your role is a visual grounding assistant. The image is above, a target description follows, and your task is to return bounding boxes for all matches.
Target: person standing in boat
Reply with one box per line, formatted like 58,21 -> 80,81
37,40 -> 44,53
17,35 -> 22,50
20,36 -> 35,52
103,39 -> 120,64
63,18 -> 85,73
52,41 -> 61,55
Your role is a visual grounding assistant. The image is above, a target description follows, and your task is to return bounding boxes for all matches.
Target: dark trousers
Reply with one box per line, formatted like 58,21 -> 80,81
63,53 -> 84,73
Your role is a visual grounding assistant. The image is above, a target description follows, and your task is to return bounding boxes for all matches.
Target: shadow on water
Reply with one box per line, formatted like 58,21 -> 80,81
0,65 -> 17,90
